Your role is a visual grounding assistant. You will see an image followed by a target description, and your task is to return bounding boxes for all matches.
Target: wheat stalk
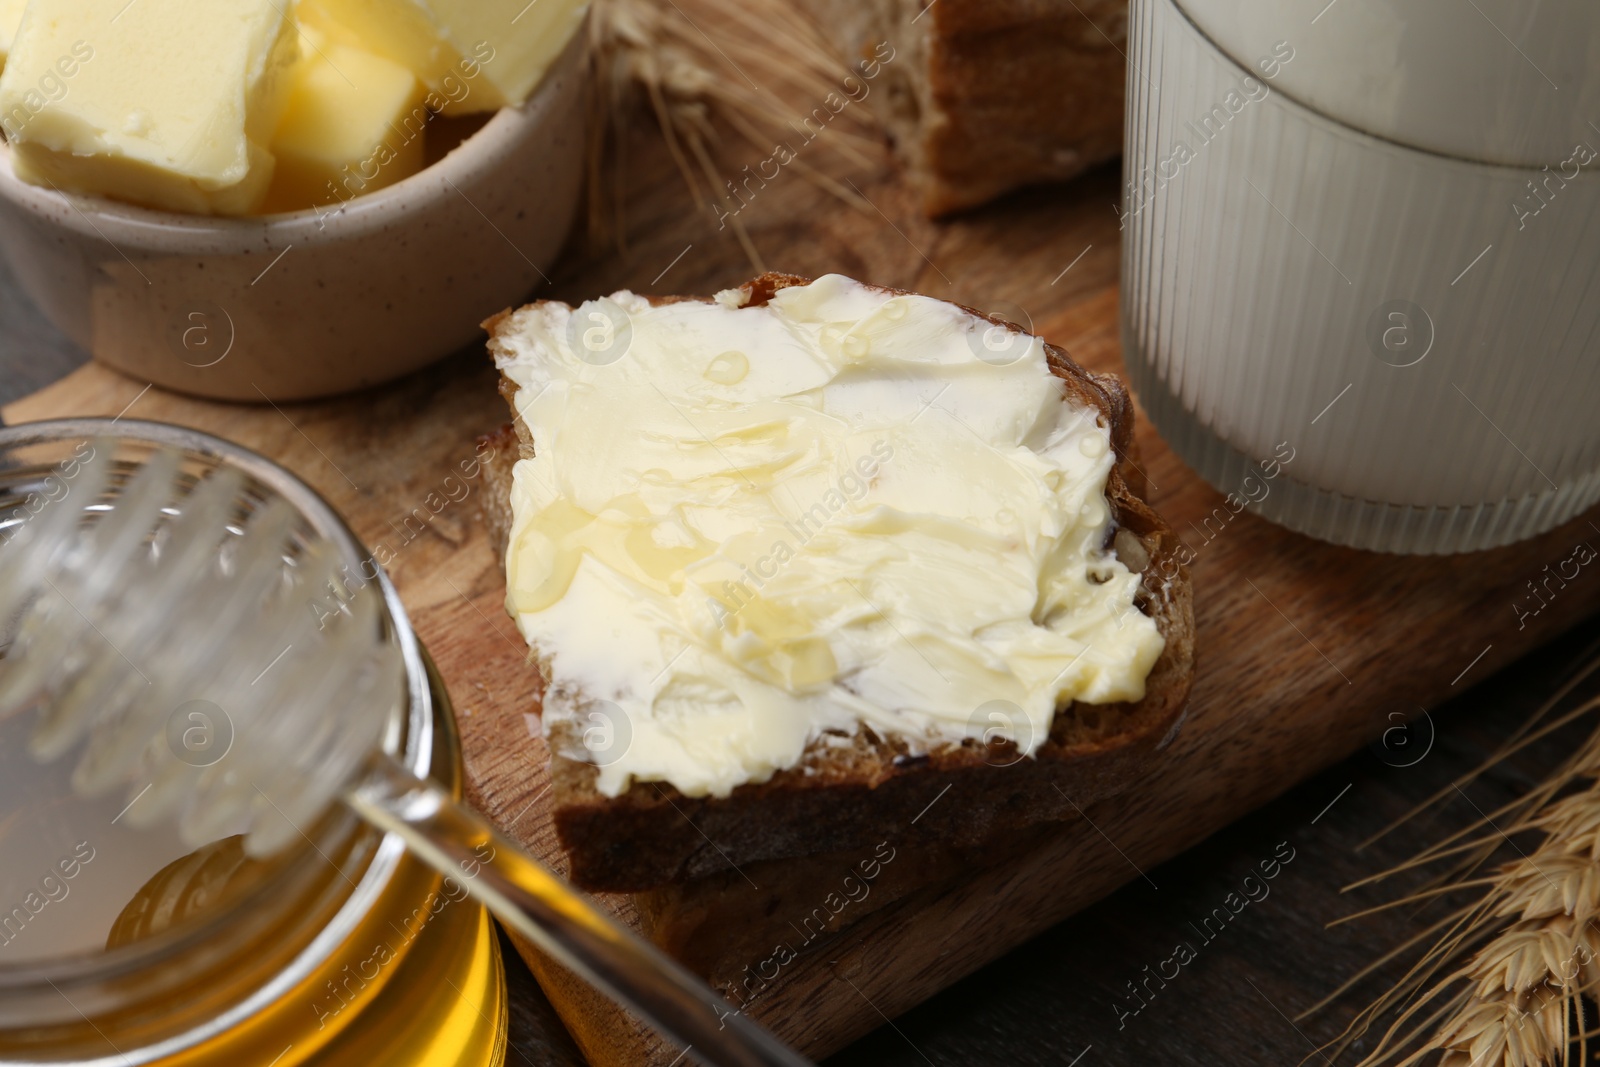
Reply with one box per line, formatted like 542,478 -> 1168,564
1312,644 -> 1600,1067
584,0 -> 886,266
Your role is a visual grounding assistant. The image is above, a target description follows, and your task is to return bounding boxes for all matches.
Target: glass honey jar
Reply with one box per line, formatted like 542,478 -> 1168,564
0,423 -> 508,1067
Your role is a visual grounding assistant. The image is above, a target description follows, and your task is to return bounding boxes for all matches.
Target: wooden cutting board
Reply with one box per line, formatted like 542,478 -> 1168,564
9,12 -> 1600,1064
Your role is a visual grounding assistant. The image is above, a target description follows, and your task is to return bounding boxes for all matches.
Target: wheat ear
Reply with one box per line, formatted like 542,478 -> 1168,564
584,0 -> 886,263
1318,648 -> 1600,1067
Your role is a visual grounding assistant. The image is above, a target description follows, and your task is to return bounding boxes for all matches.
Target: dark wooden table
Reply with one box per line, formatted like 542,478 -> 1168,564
6,211 -> 1598,1067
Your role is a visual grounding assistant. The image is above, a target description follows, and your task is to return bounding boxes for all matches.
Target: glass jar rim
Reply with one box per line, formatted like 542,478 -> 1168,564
0,418 -> 434,1012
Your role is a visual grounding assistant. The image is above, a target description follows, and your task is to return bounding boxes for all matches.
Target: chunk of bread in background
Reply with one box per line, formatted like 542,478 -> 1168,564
801,0 -> 1127,216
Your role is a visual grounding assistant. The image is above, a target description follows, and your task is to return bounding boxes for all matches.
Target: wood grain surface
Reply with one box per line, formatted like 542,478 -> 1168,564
11,151 -> 1600,1067
7,4 -> 1600,1064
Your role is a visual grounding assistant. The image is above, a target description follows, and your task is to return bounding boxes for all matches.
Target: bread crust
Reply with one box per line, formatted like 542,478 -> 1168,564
486,272 -> 1194,891
798,0 -> 1128,215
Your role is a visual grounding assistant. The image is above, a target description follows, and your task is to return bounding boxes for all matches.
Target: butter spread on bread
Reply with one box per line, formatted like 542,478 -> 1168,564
491,273 -> 1164,800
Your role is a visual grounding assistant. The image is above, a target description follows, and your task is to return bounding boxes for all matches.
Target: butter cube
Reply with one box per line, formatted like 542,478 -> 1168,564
0,0 -> 28,72
261,34 -> 426,213
299,0 -> 587,115
0,0 -> 298,215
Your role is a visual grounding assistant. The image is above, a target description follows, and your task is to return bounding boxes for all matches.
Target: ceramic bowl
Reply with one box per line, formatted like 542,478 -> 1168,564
0,29 -> 587,402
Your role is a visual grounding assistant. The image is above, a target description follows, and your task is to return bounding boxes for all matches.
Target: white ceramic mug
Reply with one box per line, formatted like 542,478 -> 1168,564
1121,0 -> 1600,552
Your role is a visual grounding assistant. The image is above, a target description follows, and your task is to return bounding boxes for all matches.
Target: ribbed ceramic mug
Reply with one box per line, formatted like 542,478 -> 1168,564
1121,0 -> 1600,553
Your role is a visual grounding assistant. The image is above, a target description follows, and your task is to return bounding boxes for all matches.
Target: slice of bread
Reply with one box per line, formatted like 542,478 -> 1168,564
796,0 -> 1128,215
485,272 -> 1194,892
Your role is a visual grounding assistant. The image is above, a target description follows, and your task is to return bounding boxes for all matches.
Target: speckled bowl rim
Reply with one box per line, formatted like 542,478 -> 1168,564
0,24 -> 588,252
